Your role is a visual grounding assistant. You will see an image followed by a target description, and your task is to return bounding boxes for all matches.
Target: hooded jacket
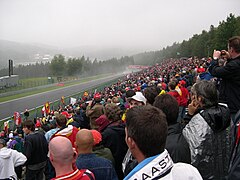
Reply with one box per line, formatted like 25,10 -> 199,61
183,104 -> 231,179
0,147 -> 27,179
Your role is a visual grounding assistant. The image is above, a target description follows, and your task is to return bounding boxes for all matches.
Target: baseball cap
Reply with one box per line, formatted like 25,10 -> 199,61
128,92 -> 147,105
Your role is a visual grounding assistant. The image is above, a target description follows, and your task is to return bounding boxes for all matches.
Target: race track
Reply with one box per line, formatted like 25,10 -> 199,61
0,74 -> 123,120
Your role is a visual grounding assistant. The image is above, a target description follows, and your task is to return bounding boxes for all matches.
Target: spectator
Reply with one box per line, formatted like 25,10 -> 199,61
179,80 -> 190,120
86,93 -> 104,129
122,89 -> 136,122
127,92 -> 147,108
50,114 -> 79,148
143,86 -> 159,105
124,106 -> 202,180
23,120 -> 48,180
167,81 -> 181,106
75,129 -> 118,180
156,83 -> 166,95
91,130 -> 115,166
183,81 -> 231,179
153,94 -> 191,163
101,103 -> 128,179
49,136 -> 94,180
0,139 -> 27,179
80,103 -> 91,129
209,36 -> 240,124
95,114 -> 110,133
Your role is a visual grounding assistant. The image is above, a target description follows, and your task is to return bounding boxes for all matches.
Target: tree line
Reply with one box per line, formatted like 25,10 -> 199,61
133,13 -> 240,65
0,55 -> 134,78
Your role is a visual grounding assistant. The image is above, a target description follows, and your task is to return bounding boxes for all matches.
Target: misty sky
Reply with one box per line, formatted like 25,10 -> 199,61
0,0 -> 239,51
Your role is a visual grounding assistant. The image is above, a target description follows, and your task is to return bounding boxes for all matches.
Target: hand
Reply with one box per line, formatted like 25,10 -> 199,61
220,50 -> 230,59
188,99 -> 200,115
213,50 -> 221,60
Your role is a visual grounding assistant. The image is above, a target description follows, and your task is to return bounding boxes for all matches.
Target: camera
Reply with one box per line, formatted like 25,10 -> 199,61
220,51 -> 226,56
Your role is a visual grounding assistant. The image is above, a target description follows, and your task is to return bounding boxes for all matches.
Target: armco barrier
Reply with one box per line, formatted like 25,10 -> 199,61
0,77 -> 120,131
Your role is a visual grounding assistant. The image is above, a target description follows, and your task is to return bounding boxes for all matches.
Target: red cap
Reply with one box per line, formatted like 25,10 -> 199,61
180,80 -> 186,85
91,130 -> 102,146
94,93 -> 101,99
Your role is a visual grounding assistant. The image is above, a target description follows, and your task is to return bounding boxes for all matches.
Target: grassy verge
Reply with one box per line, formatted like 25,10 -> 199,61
0,74 -> 110,103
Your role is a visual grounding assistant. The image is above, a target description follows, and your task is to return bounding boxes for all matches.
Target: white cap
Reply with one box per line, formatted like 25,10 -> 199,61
128,92 -> 147,105
9,133 -> 13,139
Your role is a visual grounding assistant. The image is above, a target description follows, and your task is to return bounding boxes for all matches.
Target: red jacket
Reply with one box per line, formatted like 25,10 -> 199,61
168,91 -> 181,105
180,87 -> 189,107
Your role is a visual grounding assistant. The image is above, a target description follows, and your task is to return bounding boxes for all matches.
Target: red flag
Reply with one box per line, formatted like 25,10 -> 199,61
45,102 -> 50,115
14,112 -> 22,126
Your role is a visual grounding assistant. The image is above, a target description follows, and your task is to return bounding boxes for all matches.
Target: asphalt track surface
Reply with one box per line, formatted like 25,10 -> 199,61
0,74 -> 123,120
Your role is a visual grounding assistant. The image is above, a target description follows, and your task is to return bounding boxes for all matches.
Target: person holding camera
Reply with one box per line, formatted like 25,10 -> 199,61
208,36 -> 240,124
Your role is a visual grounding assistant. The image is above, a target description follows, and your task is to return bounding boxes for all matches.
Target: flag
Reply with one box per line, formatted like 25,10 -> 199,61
4,121 -> 9,133
14,112 -> 22,126
45,102 -> 50,115
42,106 -> 46,117
61,96 -> 65,104
70,97 -> 77,105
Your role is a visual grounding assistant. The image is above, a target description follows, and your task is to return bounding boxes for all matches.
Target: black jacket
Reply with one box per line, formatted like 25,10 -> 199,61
228,110 -> 240,179
24,131 -> 48,166
166,123 -> 191,164
102,122 -> 128,180
209,56 -> 240,113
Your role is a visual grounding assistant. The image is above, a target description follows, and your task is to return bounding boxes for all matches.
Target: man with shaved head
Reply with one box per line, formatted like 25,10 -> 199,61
49,136 -> 94,180
75,129 -> 118,180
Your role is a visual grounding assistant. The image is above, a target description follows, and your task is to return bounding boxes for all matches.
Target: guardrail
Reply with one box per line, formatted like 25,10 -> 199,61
0,77 -> 120,131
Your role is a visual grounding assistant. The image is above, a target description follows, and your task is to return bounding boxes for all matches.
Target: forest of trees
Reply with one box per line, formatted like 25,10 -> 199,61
133,13 -> 240,65
0,55 -> 134,78
0,14 -> 239,78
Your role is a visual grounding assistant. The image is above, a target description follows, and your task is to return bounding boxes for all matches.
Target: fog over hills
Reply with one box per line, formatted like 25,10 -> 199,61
0,39 -> 144,69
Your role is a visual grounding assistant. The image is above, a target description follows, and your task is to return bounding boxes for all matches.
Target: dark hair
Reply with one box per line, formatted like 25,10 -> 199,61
126,89 -> 136,98
56,114 -> 67,127
153,94 -> 179,125
191,80 -> 218,108
168,81 -> 176,90
104,103 -> 122,122
22,120 -> 35,131
143,86 -> 159,105
228,36 -> 240,53
126,105 -> 167,157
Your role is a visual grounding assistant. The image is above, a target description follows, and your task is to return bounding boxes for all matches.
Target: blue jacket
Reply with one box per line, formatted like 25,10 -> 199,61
76,153 -> 118,180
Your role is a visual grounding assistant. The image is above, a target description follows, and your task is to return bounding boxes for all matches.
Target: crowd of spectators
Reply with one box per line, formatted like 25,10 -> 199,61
0,36 -> 240,180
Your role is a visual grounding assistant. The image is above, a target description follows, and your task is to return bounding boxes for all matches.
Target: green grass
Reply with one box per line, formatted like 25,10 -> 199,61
0,76 -> 118,131
0,77 -> 50,93
0,74 -> 111,103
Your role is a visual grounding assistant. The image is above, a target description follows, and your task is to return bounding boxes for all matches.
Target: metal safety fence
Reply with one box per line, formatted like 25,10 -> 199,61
0,78 -> 119,131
